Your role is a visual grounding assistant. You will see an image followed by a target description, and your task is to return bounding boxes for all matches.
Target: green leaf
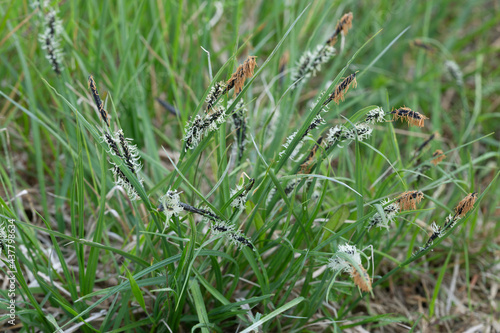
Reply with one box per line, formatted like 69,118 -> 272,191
322,205 -> 350,241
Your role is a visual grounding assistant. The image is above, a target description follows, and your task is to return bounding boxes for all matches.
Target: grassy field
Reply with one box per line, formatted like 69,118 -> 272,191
1,0 -> 499,332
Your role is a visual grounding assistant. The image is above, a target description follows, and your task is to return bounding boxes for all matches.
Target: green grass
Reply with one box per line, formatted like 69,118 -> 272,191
1,0 -> 500,332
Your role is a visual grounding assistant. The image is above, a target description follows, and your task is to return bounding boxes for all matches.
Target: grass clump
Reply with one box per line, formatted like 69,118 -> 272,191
1,1 -> 499,332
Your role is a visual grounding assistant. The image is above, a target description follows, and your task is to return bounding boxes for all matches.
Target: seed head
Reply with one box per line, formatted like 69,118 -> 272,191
88,75 -> 110,127
328,244 -> 362,273
365,107 -> 386,124
397,190 -> 424,211
326,12 -> 354,46
368,199 -> 399,230
444,60 -> 463,86
351,264 -> 372,292
111,164 -> 140,201
39,8 -> 64,75
344,122 -> 373,141
431,149 -> 446,166
454,192 -> 477,218
390,107 -> 428,128
205,81 -> 227,111
226,56 -> 257,96
159,189 -> 184,226
324,73 -> 357,105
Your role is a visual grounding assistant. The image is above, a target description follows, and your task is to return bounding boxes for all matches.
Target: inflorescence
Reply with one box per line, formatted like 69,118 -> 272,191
38,5 -> 64,75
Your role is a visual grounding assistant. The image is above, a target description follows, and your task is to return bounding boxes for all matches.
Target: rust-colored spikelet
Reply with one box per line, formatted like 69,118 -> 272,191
226,56 -> 257,96
431,149 -> 446,166
327,12 -> 354,46
88,75 -> 110,127
323,73 -> 357,106
412,39 -> 435,53
351,264 -> 372,292
390,107 -> 428,128
454,192 -> 477,217
300,137 -> 323,174
397,190 -> 424,211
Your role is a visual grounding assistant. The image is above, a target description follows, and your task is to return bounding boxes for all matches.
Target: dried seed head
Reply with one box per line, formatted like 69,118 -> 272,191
412,39 -> 435,52
397,190 -> 424,211
454,192 -> 477,217
327,12 -> 354,46
300,137 -> 323,174
324,73 -> 357,106
351,264 -> 372,292
88,75 -> 110,127
431,149 -> 446,166
227,56 -> 257,96
390,107 -> 428,128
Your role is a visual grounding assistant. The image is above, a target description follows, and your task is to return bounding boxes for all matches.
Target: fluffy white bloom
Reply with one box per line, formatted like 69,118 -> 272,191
325,125 -> 345,148
365,107 -> 386,124
183,107 -> 227,150
159,189 -> 184,225
292,45 -> 336,85
344,122 -> 373,141
328,244 -> 362,274
279,131 -> 304,161
111,164 -> 140,201
444,60 -> 463,86
115,130 -> 142,174
0,223 -> 7,256
211,220 -> 254,250
230,184 -> 248,210
38,8 -> 64,74
205,81 -> 227,110
431,222 -> 442,235
266,188 -> 277,206
368,199 -> 400,230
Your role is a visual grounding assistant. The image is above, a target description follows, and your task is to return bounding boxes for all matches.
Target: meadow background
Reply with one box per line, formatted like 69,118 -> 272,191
1,0 -> 499,332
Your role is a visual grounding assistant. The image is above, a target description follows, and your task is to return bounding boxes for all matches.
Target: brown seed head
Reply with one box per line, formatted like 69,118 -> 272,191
327,12 -> 354,46
324,73 -> 357,106
431,149 -> 446,166
398,190 -> 424,211
412,39 -> 435,53
390,107 -> 428,128
299,137 -> 323,174
351,264 -> 372,292
454,192 -> 477,217
227,56 -> 257,96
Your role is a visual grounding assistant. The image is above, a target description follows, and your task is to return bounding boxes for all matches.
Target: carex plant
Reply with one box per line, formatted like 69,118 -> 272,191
2,2 -> 498,332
